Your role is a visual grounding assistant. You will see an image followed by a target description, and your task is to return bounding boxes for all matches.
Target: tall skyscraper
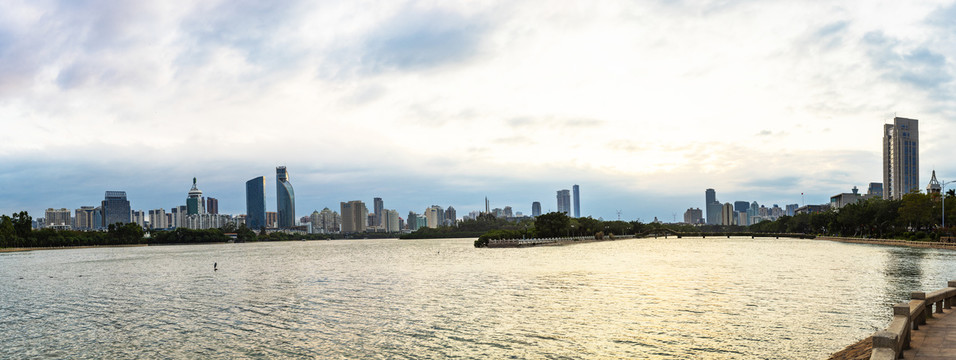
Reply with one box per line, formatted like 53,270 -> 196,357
149,208 -> 168,229
532,201 -> 542,217
245,176 -> 266,230
340,200 -> 368,233
102,191 -> 131,227
186,177 -> 204,215
373,197 -> 384,226
883,117 -> 919,200
720,203 -> 734,226
206,197 -> 219,215
556,190 -> 571,215
705,189 -> 720,225
74,206 -> 99,230
572,184 -> 581,218
733,201 -> 750,214
485,197 -> 490,214
276,166 -> 295,228
445,206 -> 456,226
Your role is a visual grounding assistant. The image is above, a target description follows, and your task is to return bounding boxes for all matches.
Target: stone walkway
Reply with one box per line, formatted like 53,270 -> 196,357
904,308 -> 956,359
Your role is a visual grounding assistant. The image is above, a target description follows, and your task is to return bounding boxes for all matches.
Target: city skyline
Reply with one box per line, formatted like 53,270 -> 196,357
2,1 -> 955,222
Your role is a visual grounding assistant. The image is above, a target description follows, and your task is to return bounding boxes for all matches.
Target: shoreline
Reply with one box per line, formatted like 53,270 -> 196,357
815,236 -> 956,251
0,244 -> 149,253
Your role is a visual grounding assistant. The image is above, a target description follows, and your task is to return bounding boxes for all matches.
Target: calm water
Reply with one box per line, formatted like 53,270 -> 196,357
2,237 -> 955,359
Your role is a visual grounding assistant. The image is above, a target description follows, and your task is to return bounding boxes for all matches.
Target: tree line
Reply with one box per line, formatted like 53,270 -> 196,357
750,192 -> 955,241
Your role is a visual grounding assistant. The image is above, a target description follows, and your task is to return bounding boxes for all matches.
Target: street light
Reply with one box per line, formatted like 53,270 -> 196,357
943,180 -> 955,231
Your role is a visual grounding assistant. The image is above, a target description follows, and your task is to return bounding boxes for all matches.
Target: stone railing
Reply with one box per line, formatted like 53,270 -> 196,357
870,280 -> 956,360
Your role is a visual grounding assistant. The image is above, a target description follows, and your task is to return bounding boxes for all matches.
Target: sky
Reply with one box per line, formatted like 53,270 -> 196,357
1,0 -> 955,222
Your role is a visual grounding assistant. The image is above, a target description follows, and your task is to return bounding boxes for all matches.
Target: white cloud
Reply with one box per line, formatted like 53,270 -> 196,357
1,0 -> 955,220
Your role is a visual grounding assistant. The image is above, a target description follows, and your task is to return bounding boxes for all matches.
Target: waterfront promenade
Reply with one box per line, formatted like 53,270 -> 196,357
830,281 -> 956,360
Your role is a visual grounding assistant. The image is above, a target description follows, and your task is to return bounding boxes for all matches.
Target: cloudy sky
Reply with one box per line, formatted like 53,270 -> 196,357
1,0 -> 954,222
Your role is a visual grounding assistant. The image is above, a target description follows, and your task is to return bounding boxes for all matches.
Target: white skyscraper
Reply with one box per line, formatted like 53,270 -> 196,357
883,117 -> 919,200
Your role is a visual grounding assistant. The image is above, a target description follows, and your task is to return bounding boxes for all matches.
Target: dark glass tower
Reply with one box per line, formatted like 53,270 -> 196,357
572,184 -> 580,218
532,201 -> 541,217
101,191 -> 131,227
373,197 -> 384,226
276,167 -> 295,229
246,176 -> 266,230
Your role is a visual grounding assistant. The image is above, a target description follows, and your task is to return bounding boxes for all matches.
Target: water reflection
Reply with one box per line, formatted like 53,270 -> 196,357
2,238 -> 956,359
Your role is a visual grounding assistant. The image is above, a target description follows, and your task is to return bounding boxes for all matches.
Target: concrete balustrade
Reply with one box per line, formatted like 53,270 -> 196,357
485,235 -> 636,248
870,280 -> 956,359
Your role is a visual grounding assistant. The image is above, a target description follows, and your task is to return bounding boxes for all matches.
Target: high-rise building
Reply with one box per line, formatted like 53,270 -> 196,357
266,211 -> 277,228
572,184 -> 581,218
445,206 -> 456,226
132,210 -> 145,228
276,167 -> 295,228
44,208 -> 71,228
556,190 -> 571,215
149,208 -> 168,229
485,197 -> 490,214
733,201 -> 750,214
407,211 -> 422,231
503,206 -> 513,218
245,176 -> 266,230
705,189 -> 720,225
867,182 -> 884,199
532,202 -> 542,217
683,208 -> 703,224
785,204 -> 798,217
74,206 -> 99,230
720,203 -> 734,226
384,209 -> 400,232
373,197 -> 384,227
102,191 -> 131,227
340,201 -> 368,233
426,205 -> 444,228
187,177 -> 204,215
206,197 -> 219,215
883,117 -> 919,200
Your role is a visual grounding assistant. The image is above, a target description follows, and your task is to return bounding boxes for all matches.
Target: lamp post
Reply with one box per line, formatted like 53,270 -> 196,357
943,180 -> 955,231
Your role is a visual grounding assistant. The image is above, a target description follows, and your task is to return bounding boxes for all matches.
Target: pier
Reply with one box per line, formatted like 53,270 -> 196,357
867,281 -> 956,359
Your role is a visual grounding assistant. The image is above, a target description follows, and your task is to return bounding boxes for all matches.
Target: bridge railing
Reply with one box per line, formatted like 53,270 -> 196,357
871,280 -> 956,360
485,235 -> 637,248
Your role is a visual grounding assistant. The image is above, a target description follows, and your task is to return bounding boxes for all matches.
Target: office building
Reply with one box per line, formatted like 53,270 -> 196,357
74,206 -> 99,230
883,117 -> 919,200
245,176 -> 266,230
503,206 -> 513,218
266,211 -> 277,228
720,203 -> 734,226
276,166 -> 295,228
785,204 -> 798,217
408,211 -> 423,231
149,209 -> 168,229
572,184 -> 581,218
556,189 -> 571,215
705,189 -> 721,225
206,197 -> 219,215
734,201 -> 749,214
830,187 -> 863,209
445,206 -> 456,226
373,197 -> 384,227
44,208 -> 71,229
132,210 -> 145,228
532,202 -> 542,217
384,209 -> 400,232
187,178 -> 204,215
101,191 -> 131,227
683,208 -> 703,224
340,201 -> 368,233
866,182 -> 884,199
426,205 -> 444,229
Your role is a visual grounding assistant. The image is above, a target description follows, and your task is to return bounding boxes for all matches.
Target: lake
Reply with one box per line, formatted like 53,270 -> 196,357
2,237 -> 954,359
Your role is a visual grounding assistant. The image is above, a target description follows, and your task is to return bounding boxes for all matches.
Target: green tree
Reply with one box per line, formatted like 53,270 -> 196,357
0,215 -> 16,247
899,193 -> 934,231
12,211 -> 32,240
535,212 -> 570,238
